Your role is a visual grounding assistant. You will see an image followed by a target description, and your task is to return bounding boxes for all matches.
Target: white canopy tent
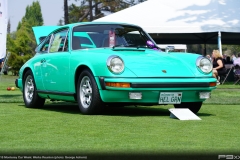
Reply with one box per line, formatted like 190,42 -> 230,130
94,0 -> 240,54
0,0 -> 8,59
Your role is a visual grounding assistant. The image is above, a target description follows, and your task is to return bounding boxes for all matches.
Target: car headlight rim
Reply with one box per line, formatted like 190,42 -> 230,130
107,55 -> 124,74
196,56 -> 213,74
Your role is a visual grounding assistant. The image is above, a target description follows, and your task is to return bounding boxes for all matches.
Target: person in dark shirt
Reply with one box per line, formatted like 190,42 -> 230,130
212,50 -> 226,82
225,56 -> 233,64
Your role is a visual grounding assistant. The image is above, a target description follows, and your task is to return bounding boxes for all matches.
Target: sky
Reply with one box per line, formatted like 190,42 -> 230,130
8,0 -> 78,32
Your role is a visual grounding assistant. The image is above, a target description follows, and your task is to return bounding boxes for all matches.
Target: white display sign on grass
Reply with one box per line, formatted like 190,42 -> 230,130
169,108 -> 201,120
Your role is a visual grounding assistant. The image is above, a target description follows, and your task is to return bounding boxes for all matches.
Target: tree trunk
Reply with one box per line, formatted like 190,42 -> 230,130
78,2 -> 101,22
64,0 -> 69,24
89,0 -> 93,21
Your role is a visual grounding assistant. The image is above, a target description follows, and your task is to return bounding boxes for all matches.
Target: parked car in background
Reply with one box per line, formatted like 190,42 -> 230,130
158,44 -> 187,52
15,22 -> 216,115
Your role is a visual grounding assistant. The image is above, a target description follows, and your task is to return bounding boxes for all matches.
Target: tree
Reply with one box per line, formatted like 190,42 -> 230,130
187,44 -> 204,55
68,4 -> 84,23
7,19 -> 11,34
62,0 -> 146,23
14,18 -> 36,55
64,0 -> 69,24
222,45 -> 240,56
7,1 -> 44,74
57,19 -> 64,26
186,44 -> 240,57
14,1 -> 44,55
80,0 -> 132,21
16,21 -> 22,31
24,1 -> 44,26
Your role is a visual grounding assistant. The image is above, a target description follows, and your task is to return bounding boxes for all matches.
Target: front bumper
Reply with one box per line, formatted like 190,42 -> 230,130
15,78 -> 22,91
97,77 -> 216,103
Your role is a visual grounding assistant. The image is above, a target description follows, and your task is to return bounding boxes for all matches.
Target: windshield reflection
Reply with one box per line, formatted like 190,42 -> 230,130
72,24 -> 160,50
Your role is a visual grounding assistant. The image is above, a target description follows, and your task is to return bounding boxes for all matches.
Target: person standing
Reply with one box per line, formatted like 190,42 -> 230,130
233,53 -> 240,66
0,58 -> 4,70
225,56 -> 233,64
212,50 -> 226,84
232,54 -> 237,61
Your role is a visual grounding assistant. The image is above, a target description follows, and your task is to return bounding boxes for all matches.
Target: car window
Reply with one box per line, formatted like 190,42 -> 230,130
49,29 -> 69,53
39,35 -> 51,53
39,36 -> 46,43
38,29 -> 69,53
72,32 -> 96,49
72,24 -> 157,50
63,37 -> 69,51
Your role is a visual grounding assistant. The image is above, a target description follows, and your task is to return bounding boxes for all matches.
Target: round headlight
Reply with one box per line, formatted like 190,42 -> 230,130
107,55 -> 124,74
196,56 -> 213,73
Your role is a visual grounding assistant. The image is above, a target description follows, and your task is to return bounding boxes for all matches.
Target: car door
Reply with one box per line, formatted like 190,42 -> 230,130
40,28 -> 70,92
33,36 -> 51,91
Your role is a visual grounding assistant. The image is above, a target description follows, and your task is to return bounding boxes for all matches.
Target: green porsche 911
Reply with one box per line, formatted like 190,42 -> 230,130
15,22 -> 216,114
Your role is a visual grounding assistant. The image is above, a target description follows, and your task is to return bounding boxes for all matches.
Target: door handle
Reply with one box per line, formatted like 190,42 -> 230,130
41,59 -> 46,63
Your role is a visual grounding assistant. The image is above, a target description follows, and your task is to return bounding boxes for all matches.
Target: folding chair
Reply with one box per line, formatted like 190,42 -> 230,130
233,65 -> 240,85
221,64 -> 234,84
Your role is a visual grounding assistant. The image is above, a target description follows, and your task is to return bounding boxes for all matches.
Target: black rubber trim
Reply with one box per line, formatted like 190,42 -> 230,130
97,76 -> 211,89
99,77 -> 106,90
37,90 -> 75,96
130,82 -> 210,88
15,79 -> 19,88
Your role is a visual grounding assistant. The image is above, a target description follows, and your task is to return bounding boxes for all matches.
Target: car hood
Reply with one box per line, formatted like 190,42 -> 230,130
109,48 -> 199,77
32,26 -> 62,45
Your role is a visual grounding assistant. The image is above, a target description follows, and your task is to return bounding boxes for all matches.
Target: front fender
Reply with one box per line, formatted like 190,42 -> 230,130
19,54 -> 45,91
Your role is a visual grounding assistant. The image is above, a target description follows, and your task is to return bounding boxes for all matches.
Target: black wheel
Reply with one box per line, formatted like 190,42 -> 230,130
77,69 -> 103,114
23,70 -> 45,108
174,102 -> 202,114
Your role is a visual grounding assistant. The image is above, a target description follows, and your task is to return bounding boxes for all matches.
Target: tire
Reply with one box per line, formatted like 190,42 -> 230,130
23,70 -> 45,108
174,102 -> 202,114
77,69 -> 103,114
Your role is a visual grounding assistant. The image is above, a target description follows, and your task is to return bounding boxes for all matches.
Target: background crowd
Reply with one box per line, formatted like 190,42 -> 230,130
207,51 -> 240,84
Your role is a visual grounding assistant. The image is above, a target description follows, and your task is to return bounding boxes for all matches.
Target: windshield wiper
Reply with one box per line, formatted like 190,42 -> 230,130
112,44 -> 124,49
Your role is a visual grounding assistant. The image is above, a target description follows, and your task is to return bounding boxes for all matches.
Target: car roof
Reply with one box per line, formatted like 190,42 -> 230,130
33,22 -> 142,45
63,22 -> 141,28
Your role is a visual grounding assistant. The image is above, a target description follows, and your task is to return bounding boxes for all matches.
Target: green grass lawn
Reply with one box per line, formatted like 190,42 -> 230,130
0,74 -> 240,156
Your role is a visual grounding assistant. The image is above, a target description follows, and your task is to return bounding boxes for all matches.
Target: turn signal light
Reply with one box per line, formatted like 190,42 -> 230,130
105,82 -> 130,88
209,82 -> 217,87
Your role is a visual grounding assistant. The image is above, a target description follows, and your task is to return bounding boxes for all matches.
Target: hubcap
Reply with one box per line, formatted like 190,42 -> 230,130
80,76 -> 92,108
24,75 -> 34,103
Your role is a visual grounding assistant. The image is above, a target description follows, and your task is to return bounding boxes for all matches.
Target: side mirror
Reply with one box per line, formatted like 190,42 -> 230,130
146,40 -> 158,50
146,40 -> 154,48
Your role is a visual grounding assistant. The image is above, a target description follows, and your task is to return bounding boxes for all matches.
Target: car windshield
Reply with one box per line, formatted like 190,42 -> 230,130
72,24 -> 158,50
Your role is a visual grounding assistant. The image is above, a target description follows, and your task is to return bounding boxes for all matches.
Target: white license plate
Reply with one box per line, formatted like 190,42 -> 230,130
159,92 -> 182,104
